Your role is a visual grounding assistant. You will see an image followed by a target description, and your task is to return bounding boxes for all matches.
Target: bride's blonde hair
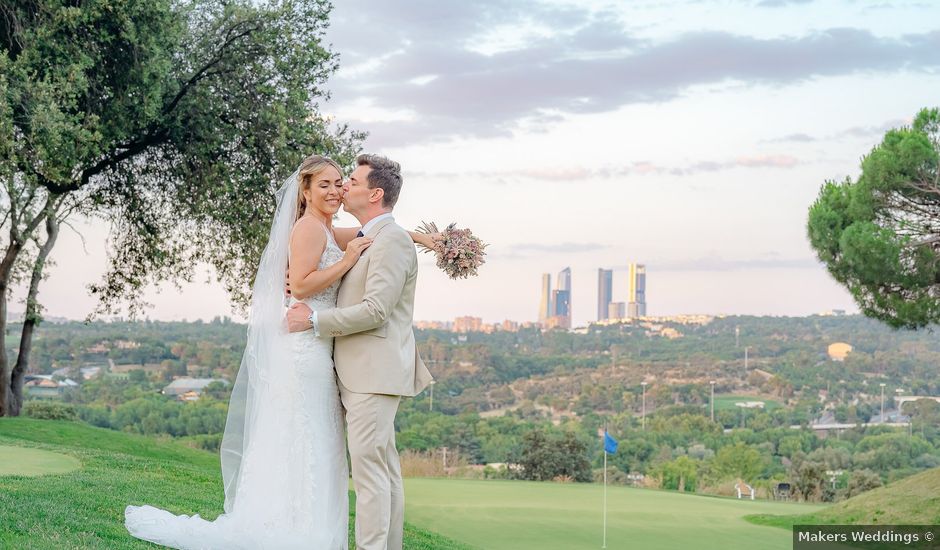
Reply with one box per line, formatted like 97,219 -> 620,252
295,155 -> 344,222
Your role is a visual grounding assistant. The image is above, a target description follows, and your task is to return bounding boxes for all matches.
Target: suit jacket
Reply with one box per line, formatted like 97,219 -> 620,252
317,217 -> 433,396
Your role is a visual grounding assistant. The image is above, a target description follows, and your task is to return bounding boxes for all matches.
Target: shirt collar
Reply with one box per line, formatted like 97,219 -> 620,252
361,212 -> 394,235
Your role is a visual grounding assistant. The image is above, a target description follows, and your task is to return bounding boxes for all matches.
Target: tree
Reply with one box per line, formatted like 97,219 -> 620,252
790,457 -> 827,502
516,429 -> 591,482
712,442 -> 764,481
653,455 -> 699,492
845,468 -> 882,499
808,107 -> 940,329
0,0 -> 362,415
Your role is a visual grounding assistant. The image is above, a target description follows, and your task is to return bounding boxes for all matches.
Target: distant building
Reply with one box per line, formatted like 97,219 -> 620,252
544,315 -> 570,330
52,366 -> 102,380
552,289 -> 570,317
453,316 -> 484,333
660,327 -> 682,339
628,263 -> 647,318
557,267 -> 571,292
111,363 -> 164,374
178,390 -> 202,402
114,339 -> 140,349
597,268 -> 613,321
24,375 -> 79,398
596,313 -> 715,327
556,267 -> 572,327
827,342 -> 853,361
608,302 -> 626,319
819,309 -> 847,316
869,409 -> 911,424
501,320 -> 520,332
85,342 -> 109,354
538,274 -> 553,324
162,377 -> 229,400
627,302 -> 640,319
415,320 -> 451,330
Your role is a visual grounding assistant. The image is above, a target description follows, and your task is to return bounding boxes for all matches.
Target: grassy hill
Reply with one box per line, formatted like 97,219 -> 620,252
0,418 -> 469,549
747,466 -> 940,530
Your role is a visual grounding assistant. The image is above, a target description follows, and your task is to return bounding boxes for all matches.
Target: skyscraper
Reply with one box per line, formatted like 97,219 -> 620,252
553,289 -> 570,317
557,267 -> 571,291
628,263 -> 647,318
597,268 -> 612,321
551,289 -> 571,329
557,267 -> 572,327
539,273 -> 552,323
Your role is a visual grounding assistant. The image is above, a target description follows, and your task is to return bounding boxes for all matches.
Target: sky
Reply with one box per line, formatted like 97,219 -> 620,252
13,0 -> 940,326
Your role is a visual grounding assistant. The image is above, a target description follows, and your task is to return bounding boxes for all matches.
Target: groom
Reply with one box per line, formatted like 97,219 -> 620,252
286,153 -> 433,550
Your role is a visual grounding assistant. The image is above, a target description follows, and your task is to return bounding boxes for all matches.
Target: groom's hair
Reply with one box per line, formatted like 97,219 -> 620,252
357,154 -> 402,209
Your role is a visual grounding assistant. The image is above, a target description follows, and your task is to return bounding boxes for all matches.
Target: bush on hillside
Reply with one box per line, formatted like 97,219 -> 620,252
23,401 -> 78,421
592,466 -> 631,486
842,468 -> 881,499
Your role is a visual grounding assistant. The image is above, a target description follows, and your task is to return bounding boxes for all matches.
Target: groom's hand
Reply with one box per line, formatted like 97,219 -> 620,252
286,302 -> 313,333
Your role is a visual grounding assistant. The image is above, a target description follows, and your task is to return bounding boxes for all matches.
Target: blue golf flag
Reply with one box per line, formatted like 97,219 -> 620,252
604,431 -> 618,454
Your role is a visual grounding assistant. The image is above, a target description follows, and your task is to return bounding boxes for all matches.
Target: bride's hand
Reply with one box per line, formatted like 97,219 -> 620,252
419,232 -> 443,250
343,236 -> 373,266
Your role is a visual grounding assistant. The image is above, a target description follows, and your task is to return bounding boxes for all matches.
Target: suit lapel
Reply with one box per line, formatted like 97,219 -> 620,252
343,217 -> 394,290
365,217 -> 395,239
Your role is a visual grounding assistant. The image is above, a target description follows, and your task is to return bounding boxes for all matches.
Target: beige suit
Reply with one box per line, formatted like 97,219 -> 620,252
317,217 -> 432,550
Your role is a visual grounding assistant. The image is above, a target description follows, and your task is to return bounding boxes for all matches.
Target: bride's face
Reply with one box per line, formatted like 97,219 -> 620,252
303,166 -> 344,216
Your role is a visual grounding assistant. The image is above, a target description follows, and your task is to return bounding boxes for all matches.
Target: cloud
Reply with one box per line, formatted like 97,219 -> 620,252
507,242 -> 613,255
762,117 -> 910,143
325,1 -> 940,145
756,0 -> 814,7
479,242 -> 614,261
673,155 -> 800,175
835,118 -> 910,139
612,255 -> 823,272
408,154 -> 801,182
764,133 -> 817,143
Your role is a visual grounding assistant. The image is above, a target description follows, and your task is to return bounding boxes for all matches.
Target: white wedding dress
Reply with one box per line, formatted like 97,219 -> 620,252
125,228 -> 349,549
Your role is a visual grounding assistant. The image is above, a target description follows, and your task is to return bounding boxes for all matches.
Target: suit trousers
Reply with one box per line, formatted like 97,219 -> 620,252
339,379 -> 403,550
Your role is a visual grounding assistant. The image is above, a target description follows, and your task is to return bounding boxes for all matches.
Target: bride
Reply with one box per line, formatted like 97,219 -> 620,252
125,155 -> 436,549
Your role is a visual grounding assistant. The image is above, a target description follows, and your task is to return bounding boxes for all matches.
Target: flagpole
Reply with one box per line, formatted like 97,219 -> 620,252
603,420 -> 608,549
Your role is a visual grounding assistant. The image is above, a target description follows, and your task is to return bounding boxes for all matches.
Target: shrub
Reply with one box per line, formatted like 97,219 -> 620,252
180,434 -> 223,452
23,401 -> 78,421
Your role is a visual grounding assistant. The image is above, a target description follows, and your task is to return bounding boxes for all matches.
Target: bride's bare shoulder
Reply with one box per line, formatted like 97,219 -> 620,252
290,217 -> 329,251
291,216 -> 328,237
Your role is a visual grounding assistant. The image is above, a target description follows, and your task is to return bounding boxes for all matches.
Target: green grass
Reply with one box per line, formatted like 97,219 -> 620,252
0,446 -> 81,476
747,466 -> 940,530
402,478 -> 823,550
0,418 -> 469,549
9,417 -> 876,550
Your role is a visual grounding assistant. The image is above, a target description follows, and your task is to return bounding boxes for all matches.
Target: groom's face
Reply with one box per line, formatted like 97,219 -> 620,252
343,165 -> 373,215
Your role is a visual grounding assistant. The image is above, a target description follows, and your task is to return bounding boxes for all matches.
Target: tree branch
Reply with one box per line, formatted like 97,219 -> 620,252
43,19 -> 264,195
163,19 -> 262,117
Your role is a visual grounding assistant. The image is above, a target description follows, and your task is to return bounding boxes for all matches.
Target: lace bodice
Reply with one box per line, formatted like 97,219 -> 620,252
291,225 -> 345,313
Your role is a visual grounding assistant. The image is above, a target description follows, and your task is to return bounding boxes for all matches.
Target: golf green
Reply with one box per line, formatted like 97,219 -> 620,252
403,478 -> 822,550
0,445 -> 81,476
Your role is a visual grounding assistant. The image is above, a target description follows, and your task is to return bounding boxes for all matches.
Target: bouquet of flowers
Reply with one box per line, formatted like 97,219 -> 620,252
415,221 -> 487,279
